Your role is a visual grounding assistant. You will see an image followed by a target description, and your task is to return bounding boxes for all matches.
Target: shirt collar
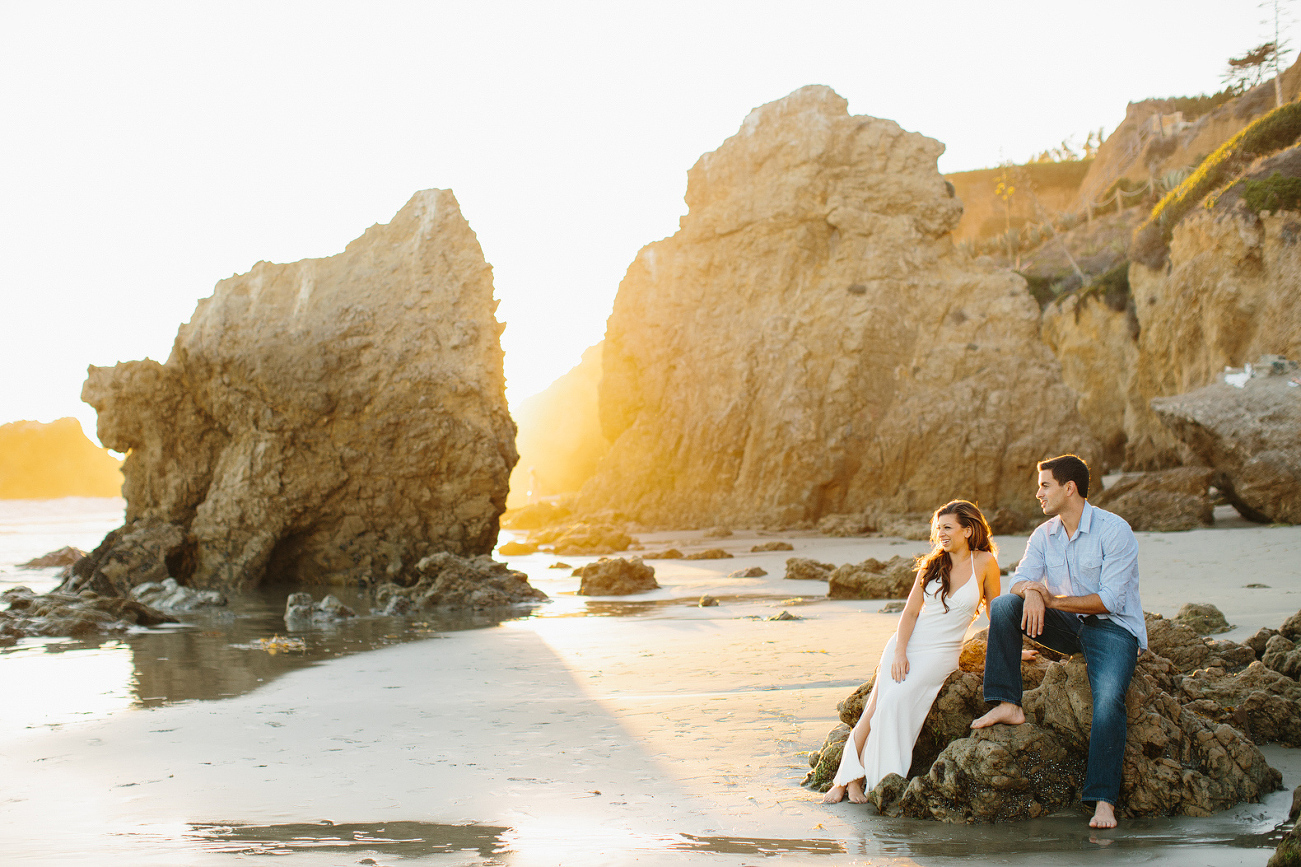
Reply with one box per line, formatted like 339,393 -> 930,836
1046,502 -> 1094,538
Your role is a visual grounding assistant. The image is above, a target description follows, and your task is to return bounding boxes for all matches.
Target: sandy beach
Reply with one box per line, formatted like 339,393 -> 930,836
2,510 -> 1301,866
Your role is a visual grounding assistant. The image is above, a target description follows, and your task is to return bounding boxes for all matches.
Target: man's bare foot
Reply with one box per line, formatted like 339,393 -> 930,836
1089,801 -> 1118,829
1021,649 -> 1039,661
970,702 -> 1025,729
847,779 -> 868,804
822,784 -> 847,804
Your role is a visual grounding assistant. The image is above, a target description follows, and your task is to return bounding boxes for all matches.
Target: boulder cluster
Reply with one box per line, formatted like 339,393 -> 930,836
804,604 -> 1301,822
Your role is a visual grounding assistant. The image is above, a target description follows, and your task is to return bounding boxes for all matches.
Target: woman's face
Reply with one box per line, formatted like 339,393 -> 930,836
933,514 -> 971,553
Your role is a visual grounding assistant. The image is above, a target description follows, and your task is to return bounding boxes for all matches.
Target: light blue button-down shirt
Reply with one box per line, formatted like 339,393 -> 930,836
1010,501 -> 1147,649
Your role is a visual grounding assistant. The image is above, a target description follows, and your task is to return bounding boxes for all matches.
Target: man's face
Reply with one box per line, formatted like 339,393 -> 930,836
1036,469 -> 1070,517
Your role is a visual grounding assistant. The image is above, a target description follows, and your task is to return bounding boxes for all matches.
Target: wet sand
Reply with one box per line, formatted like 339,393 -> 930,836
2,511 -> 1300,865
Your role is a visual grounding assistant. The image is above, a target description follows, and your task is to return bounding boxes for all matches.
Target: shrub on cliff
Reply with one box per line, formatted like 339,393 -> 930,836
1133,99 -> 1301,268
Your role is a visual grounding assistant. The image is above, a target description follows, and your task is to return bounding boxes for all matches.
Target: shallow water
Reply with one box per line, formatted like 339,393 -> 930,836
2,500 -> 1299,866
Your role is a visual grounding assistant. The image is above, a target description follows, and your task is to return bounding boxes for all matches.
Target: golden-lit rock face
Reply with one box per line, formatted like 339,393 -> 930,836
579,85 -> 1098,527
82,190 -> 516,589
0,418 -> 122,499
506,342 -> 608,509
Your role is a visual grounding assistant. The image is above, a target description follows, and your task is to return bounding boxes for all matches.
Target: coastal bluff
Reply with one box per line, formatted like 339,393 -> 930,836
579,86 -> 1097,527
79,189 -> 516,591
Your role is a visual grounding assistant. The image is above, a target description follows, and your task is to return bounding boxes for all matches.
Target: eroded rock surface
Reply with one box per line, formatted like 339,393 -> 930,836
79,189 -> 516,591
1152,361 -> 1301,524
1090,467 -> 1215,531
579,85 -> 1097,527
375,553 -> 547,613
574,557 -> 658,596
827,555 -> 916,600
0,585 -> 174,643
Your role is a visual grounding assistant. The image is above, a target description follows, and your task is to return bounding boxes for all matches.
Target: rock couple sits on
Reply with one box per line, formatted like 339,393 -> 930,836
971,454 -> 1145,830
824,455 -> 1144,831
823,499 -> 1005,806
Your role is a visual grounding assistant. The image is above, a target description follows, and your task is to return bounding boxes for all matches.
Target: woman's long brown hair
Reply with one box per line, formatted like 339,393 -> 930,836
916,500 -> 996,612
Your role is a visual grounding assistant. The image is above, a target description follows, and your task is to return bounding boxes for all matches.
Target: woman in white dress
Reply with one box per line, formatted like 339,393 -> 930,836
823,499 -> 1003,804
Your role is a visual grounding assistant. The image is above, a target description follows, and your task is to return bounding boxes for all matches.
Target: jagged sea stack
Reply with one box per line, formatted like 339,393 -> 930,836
580,86 -> 1097,527
81,190 -> 516,590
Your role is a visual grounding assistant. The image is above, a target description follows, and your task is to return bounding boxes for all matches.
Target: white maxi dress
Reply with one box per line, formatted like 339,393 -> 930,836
832,560 -> 981,791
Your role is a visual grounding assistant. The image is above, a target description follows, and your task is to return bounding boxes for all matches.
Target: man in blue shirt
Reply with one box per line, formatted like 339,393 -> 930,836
971,454 -> 1146,829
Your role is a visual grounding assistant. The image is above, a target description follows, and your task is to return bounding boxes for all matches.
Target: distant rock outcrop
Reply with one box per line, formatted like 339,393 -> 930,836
579,86 -> 1097,527
78,190 -> 517,591
506,342 -> 609,508
1152,362 -> 1301,524
1090,467 -> 1215,531
0,418 -> 122,499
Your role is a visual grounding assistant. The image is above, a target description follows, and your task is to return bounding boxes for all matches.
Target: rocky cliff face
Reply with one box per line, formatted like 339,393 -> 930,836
1045,204 -> 1301,472
82,189 -> 516,590
506,342 -> 608,509
578,86 -> 1098,527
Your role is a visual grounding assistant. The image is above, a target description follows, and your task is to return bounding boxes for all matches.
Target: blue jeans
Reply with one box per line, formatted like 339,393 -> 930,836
982,593 -> 1138,806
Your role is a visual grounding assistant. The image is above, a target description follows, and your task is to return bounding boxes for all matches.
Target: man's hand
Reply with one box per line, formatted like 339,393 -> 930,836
1021,586 -> 1046,637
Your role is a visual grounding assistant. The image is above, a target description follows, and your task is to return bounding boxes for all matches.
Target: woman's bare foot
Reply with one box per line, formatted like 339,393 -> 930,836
970,702 -> 1025,729
822,784 -> 847,804
847,779 -> 868,804
1089,801 -> 1118,829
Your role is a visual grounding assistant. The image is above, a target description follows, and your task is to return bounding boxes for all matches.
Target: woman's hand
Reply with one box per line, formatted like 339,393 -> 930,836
891,652 -> 909,682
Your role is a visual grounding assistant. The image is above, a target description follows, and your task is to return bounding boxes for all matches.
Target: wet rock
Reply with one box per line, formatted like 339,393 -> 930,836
642,549 -> 683,560
827,555 -> 915,600
130,578 -> 226,612
1263,634 -> 1301,679
802,722 -> 851,789
1145,612 -> 1214,672
1270,791 -> 1301,867
1152,364 -> 1301,524
1090,467 -> 1215,532
575,557 -> 658,596
682,548 -> 732,560
698,595 -> 718,607
784,558 -> 835,581
61,519 -> 186,598
531,522 -> 633,556
865,773 -> 910,815
0,587 -> 175,640
18,546 -> 87,569
497,540 -> 538,556
284,592 -> 356,627
817,513 -> 875,537
751,541 -> 794,552
499,501 -> 572,530
1175,602 -> 1232,635
395,553 -> 548,609
578,85 -> 1099,528
728,566 -> 768,578
81,190 -> 516,591
1180,661 -> 1301,747
1282,609 -> 1301,641
1249,627 -> 1280,658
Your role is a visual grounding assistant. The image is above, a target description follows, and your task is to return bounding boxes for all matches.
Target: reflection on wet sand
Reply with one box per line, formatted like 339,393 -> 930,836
188,820 -> 510,858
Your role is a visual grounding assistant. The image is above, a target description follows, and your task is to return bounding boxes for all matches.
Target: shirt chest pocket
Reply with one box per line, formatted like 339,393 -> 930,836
1046,555 -> 1070,582
1078,552 -> 1103,583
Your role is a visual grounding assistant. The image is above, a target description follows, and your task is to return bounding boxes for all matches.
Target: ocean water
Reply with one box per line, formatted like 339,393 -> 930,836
0,496 -> 125,592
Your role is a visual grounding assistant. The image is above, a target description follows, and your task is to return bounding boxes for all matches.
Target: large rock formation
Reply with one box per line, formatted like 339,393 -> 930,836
79,190 -> 517,590
578,86 -> 1098,527
506,342 -> 609,509
1152,363 -> 1301,524
0,418 -> 123,499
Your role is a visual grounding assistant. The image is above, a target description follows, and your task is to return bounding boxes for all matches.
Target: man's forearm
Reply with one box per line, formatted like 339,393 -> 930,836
1044,592 -> 1109,615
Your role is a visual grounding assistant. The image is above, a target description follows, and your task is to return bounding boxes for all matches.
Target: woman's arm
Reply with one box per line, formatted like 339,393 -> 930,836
891,570 -> 927,682
980,553 -> 1001,613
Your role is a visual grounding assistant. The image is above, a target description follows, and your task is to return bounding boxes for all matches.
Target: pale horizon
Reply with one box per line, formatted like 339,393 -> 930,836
1,1 -> 1271,444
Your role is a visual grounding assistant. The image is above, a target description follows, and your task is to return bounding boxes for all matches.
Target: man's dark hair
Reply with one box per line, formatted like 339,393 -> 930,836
1038,454 -> 1090,498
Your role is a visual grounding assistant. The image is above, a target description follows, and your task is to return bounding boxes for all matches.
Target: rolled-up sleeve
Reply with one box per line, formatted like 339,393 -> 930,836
1010,525 -> 1049,590
1096,521 -> 1139,615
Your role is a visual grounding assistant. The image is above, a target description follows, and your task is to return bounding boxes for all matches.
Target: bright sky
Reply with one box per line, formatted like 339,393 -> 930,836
0,1 -> 1272,445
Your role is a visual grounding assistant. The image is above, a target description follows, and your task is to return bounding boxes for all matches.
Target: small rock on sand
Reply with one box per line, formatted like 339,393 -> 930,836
728,566 -> 768,578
